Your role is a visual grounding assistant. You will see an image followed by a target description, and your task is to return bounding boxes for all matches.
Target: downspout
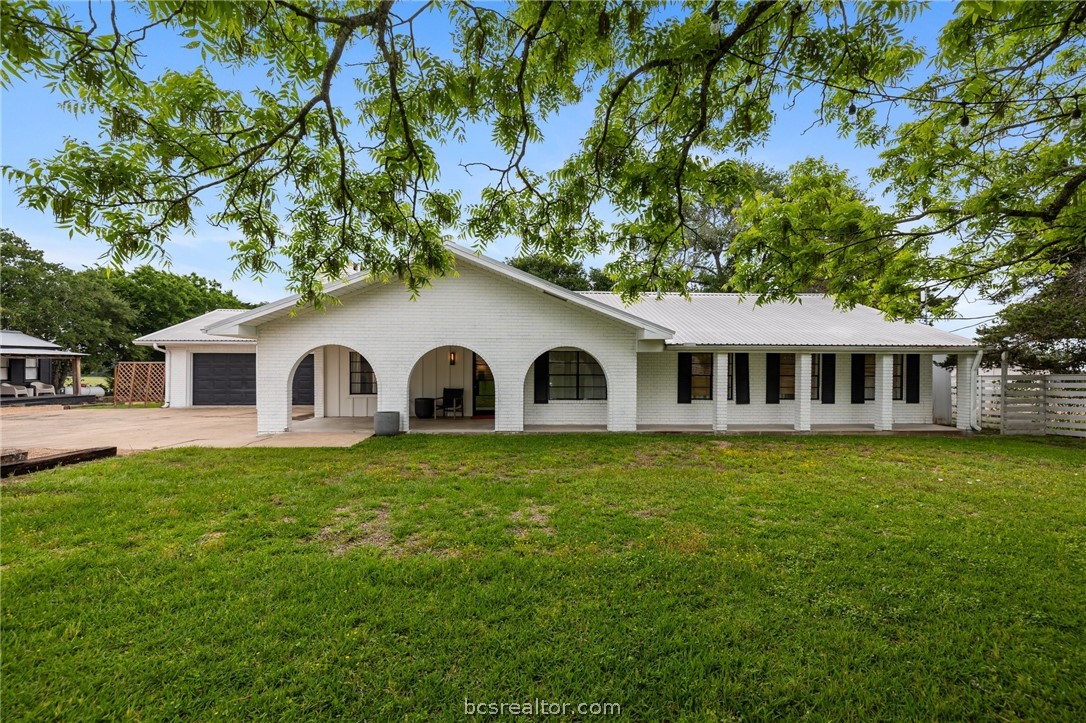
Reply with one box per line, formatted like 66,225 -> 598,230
971,348 -> 984,431
153,344 -> 170,407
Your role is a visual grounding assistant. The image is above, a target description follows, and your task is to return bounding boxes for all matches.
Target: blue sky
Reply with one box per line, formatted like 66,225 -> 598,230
0,1 -> 997,335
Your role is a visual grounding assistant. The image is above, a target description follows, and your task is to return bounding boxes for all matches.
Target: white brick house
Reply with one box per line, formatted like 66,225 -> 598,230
135,244 -> 982,435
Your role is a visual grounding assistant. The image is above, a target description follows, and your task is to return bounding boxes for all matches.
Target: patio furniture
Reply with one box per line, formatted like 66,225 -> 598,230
414,397 -> 435,419
436,388 -> 464,418
1,382 -> 30,398
30,381 -> 56,396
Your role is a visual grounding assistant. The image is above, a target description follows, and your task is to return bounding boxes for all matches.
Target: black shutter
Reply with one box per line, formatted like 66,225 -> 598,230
821,353 -> 836,404
677,351 -> 695,401
533,353 -> 549,404
905,353 -> 921,404
677,353 -> 693,404
851,354 -> 866,404
735,353 -> 750,405
38,358 -> 52,383
765,353 -> 780,404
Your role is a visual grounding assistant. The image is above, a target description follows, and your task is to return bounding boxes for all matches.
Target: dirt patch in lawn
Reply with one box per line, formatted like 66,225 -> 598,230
631,506 -> 674,520
315,503 -> 396,556
509,502 -> 555,538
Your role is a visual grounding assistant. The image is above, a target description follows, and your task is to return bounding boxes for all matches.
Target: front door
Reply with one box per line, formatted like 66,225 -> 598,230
473,353 -> 495,417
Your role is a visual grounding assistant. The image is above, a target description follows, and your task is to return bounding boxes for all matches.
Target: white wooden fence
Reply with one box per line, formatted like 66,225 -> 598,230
954,374 -> 1086,438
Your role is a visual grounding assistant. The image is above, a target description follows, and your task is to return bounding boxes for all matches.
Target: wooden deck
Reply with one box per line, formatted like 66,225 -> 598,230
0,394 -> 101,408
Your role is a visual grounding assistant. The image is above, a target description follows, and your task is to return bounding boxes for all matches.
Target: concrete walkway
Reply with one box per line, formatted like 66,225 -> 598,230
0,406 -> 372,454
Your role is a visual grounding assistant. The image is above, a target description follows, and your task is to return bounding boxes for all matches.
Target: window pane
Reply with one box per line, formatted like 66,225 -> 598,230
892,354 -> 904,400
350,352 -> 377,394
548,350 -> 606,401
690,355 -> 712,376
864,354 -> 876,401
691,378 -> 711,399
727,353 -> 734,400
689,352 -> 713,401
550,351 -> 578,378
779,353 -> 796,400
578,352 -> 606,400
582,383 -> 607,400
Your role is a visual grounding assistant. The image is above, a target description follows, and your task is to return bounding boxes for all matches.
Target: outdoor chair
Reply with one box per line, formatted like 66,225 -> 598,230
436,388 -> 464,418
1,382 -> 30,398
30,381 -> 56,396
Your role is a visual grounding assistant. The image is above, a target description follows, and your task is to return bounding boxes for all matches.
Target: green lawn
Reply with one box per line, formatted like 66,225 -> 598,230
2,434 -> 1084,720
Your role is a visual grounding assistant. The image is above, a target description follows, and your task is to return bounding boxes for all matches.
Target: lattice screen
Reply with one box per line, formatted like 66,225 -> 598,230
114,362 -> 166,404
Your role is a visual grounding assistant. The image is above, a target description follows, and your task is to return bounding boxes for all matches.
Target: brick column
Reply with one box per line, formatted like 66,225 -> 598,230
794,353 -> 812,431
606,353 -> 638,432
373,360 -> 410,433
713,352 -> 729,433
495,369 -> 524,433
956,354 -> 975,431
313,347 -> 325,419
875,353 -> 894,431
256,348 -> 291,435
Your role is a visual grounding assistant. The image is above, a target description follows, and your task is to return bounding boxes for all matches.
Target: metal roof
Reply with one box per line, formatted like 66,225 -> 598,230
1,330 -> 62,350
578,293 -> 979,349
0,330 -> 85,356
133,310 -> 256,345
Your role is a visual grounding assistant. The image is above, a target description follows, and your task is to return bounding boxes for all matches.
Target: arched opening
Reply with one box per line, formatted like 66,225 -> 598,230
407,345 -> 495,432
289,352 -> 316,422
286,344 -> 379,433
524,347 -> 608,429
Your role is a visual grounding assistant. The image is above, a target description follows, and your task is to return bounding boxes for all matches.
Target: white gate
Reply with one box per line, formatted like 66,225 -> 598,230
955,374 -> 1086,438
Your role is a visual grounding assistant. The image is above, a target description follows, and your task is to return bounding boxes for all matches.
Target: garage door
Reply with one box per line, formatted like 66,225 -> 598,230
192,353 -> 256,405
191,353 -> 315,406
291,355 -> 314,405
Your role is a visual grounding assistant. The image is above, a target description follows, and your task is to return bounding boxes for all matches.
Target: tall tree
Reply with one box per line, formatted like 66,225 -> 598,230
974,257 -> 1086,374
669,163 -> 785,291
0,229 -> 136,376
103,266 -> 255,360
0,230 -> 255,369
2,2 -> 1083,317
507,254 -> 612,291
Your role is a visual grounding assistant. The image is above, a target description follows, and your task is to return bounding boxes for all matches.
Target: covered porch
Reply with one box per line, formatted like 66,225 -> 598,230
675,350 -> 980,434
1,330 -> 87,403
637,423 -> 965,435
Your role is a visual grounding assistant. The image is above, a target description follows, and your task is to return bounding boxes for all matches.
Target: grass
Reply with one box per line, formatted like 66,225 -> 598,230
63,375 -> 109,387
2,434 -> 1084,720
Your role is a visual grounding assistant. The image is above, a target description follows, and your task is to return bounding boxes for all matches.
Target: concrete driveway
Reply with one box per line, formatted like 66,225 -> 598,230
0,406 -> 372,454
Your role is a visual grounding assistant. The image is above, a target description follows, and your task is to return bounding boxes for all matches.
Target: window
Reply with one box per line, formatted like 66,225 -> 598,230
0,358 -> 7,381
811,353 -> 820,400
690,353 -> 713,401
727,353 -> 734,400
26,358 -> 37,380
548,350 -> 606,400
349,352 -> 377,394
778,353 -> 796,400
892,354 -> 904,400
864,354 -> 876,401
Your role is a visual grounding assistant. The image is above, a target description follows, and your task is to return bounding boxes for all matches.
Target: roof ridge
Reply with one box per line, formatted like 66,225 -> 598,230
576,291 -> 831,298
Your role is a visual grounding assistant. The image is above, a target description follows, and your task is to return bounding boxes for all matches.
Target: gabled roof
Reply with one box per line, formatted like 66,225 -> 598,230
133,310 -> 255,345
0,330 -> 85,356
580,293 -> 979,349
204,243 -> 675,339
